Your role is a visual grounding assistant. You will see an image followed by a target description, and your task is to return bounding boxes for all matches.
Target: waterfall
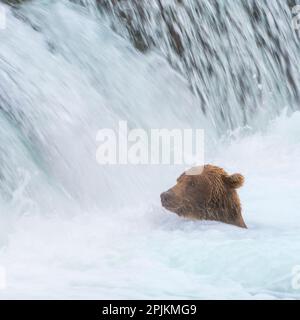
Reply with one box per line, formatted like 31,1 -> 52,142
91,0 -> 300,133
0,0 -> 299,299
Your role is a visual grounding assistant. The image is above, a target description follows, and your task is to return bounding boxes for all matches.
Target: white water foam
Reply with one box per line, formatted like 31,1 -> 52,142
1,111 -> 300,299
0,1 -> 299,299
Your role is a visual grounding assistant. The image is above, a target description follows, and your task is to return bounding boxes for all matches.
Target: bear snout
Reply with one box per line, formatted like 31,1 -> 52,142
160,190 -> 175,207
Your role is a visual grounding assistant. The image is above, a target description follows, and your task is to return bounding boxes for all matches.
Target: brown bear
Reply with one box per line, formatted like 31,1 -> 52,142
160,164 -> 247,228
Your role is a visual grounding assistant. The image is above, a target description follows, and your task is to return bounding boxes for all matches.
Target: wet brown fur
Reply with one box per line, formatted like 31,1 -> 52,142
161,165 -> 247,228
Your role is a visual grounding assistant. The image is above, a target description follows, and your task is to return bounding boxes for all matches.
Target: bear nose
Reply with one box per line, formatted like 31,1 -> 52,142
160,190 -> 173,204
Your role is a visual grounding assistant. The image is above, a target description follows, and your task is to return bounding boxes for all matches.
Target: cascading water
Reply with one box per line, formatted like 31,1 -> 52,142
93,0 -> 300,132
0,0 -> 300,299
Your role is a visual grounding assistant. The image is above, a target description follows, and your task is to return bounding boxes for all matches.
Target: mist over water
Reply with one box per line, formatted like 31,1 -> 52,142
0,0 -> 300,299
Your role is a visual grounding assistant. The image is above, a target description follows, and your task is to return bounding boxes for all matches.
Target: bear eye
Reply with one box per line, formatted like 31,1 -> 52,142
190,181 -> 196,187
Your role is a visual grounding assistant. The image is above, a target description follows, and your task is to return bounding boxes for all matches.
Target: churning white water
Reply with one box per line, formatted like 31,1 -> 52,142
0,1 -> 299,299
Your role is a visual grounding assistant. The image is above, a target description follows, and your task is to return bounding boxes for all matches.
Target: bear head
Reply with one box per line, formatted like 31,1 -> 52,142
160,164 -> 247,228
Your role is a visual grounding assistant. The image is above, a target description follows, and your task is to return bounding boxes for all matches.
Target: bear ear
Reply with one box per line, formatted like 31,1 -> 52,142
223,173 -> 244,189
